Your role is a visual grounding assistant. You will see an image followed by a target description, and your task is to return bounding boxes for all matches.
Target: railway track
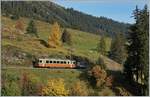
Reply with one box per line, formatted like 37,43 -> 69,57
1,66 -> 84,70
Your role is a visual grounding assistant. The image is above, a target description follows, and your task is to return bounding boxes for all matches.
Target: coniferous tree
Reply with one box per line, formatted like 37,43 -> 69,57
26,20 -> 38,37
137,5 -> 149,95
124,5 -> 149,96
109,33 -> 127,64
97,35 -> 107,56
61,29 -> 72,45
124,6 -> 140,82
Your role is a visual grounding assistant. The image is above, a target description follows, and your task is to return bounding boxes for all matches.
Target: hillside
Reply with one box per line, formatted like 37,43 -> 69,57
1,1 -> 129,37
2,16 -> 123,71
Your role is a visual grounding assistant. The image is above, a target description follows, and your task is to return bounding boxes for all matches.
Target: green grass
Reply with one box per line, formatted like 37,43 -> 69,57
2,68 -> 82,88
2,16 -> 112,64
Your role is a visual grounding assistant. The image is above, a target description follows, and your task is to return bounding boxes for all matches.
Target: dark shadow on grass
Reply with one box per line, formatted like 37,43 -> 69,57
38,39 -> 49,47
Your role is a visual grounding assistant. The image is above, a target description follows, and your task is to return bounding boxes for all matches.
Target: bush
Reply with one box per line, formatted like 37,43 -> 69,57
98,87 -> 115,96
105,75 -> 113,87
88,65 -> 107,88
20,72 -> 42,96
2,81 -> 21,96
69,80 -> 89,96
42,78 -> 69,96
1,71 -> 21,96
114,86 -> 131,96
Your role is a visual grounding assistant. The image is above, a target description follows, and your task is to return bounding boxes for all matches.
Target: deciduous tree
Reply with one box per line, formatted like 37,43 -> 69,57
48,22 -> 62,48
15,19 -> 24,32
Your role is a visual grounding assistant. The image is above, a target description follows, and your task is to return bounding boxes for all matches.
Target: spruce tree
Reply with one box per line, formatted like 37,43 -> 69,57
124,5 -> 149,95
137,5 -> 149,95
26,20 -> 38,37
61,29 -> 72,45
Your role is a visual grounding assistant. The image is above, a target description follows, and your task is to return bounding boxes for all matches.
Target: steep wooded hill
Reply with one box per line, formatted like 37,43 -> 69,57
1,1 -> 129,37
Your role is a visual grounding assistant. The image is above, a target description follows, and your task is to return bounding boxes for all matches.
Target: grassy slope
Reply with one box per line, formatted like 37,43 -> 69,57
2,68 -> 82,88
2,16 -> 111,63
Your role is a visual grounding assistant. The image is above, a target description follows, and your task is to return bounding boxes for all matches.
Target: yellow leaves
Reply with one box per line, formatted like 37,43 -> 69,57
42,78 -> 69,96
70,80 -> 89,96
48,22 -> 62,48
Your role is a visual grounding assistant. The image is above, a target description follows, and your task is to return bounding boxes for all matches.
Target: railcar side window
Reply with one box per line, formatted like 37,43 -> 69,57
54,61 -> 56,63
39,60 -> 42,63
61,61 -> 63,64
68,62 -> 69,64
64,61 -> 66,64
57,61 -> 59,63
73,62 -> 76,64
50,61 -> 52,63
46,60 -> 49,63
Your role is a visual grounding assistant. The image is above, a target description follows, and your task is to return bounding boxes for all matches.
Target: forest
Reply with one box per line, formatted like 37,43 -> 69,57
1,1 -> 129,37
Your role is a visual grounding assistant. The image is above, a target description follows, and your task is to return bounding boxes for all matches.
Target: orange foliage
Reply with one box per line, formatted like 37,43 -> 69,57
88,65 -> 107,87
15,19 -> 24,31
105,75 -> 113,87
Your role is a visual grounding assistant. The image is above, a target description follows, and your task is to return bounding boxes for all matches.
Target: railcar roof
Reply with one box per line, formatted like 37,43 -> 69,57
38,58 -> 75,61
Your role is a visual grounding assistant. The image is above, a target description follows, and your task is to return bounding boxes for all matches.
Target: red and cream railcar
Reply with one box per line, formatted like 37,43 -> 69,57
36,58 -> 76,68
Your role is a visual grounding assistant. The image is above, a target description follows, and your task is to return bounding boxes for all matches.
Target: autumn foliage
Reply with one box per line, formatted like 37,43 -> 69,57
48,22 -> 62,48
20,73 -> 42,96
70,81 -> 89,96
15,19 -> 24,32
105,75 -> 113,87
88,65 -> 107,87
41,78 -> 68,96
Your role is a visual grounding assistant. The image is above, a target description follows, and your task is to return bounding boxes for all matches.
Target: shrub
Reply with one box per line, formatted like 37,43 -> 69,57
88,65 -> 107,88
42,78 -> 68,96
98,87 -> 115,96
1,71 -> 21,96
20,72 -> 42,96
105,75 -> 113,87
69,80 -> 89,96
114,86 -> 131,96
2,81 -> 21,96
